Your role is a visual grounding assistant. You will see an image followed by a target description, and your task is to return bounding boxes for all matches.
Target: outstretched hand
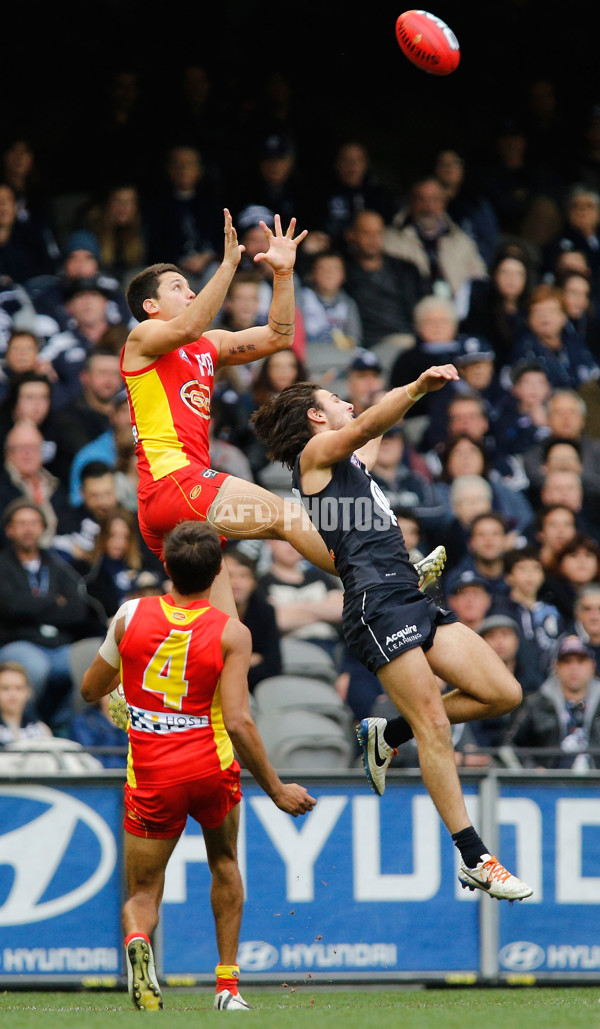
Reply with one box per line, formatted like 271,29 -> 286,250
414,363 -> 460,395
223,208 -> 245,269
273,783 -> 317,816
253,214 -> 308,276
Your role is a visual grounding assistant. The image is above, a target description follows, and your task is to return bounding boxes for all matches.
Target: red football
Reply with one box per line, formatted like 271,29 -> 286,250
395,10 -> 460,76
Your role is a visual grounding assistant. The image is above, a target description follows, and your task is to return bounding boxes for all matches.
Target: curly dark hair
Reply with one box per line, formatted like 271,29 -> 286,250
251,381 -> 322,469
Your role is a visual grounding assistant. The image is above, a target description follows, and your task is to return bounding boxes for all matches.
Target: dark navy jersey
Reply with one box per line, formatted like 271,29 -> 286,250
292,451 -> 419,599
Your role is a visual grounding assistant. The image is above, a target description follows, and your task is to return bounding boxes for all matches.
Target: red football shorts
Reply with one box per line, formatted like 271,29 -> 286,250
124,760 -> 242,838
137,464 -> 230,558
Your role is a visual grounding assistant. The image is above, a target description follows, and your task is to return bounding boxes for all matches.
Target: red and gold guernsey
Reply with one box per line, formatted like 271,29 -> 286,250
119,593 -> 233,788
120,337 -> 218,488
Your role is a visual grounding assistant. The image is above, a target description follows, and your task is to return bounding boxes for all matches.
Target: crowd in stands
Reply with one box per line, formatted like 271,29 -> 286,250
2,65 -> 600,772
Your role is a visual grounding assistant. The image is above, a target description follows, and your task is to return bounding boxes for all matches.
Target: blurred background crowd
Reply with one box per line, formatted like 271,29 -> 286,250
1,0 -> 600,773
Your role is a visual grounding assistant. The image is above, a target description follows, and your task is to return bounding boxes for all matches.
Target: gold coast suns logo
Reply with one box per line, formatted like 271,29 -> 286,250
180,379 -> 211,419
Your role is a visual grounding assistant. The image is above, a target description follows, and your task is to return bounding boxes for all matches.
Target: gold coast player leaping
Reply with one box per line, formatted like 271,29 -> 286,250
81,520 -> 315,1012
121,209 -> 443,618
121,210 -> 338,617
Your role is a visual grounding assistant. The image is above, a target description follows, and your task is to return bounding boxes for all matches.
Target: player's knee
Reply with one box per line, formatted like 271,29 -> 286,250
411,702 -> 452,747
498,675 -> 522,714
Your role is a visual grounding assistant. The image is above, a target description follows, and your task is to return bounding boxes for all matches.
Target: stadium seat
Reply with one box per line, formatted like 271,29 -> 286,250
257,461 -> 293,492
0,738 -> 104,773
253,674 -> 351,731
254,709 -> 353,770
305,343 -> 359,384
68,637 -> 105,711
279,638 -> 338,684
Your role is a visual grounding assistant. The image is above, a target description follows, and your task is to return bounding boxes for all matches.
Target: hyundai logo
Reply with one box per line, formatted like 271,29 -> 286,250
238,940 -> 279,971
499,941 -> 545,972
0,785 -> 116,925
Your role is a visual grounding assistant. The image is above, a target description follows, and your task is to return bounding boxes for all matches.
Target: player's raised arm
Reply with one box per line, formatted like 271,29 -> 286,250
207,214 -> 307,366
219,618 -> 316,817
304,364 -> 459,471
123,209 -> 244,366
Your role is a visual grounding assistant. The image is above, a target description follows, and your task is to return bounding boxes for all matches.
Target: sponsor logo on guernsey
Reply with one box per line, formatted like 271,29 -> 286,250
180,380 -> 211,418
385,624 -> 422,647
128,705 -> 210,734
189,484 -> 203,499
202,469 -> 219,479
196,352 -> 214,377
179,348 -> 192,363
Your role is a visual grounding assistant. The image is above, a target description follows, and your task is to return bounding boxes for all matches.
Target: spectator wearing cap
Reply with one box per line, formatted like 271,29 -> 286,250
143,144 -> 223,290
469,613 -> 539,752
231,134 -> 308,248
217,205 -> 307,361
424,332 -> 506,450
492,359 -> 552,456
341,349 -> 385,414
447,571 -> 492,631
490,545 -> 565,687
126,569 -> 165,600
503,634 -> 600,769
38,277 -> 120,407
343,209 -> 425,356
27,229 -> 132,342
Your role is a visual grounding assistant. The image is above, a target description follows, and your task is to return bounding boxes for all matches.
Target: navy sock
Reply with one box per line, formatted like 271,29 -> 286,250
383,716 -> 414,748
452,826 -> 489,868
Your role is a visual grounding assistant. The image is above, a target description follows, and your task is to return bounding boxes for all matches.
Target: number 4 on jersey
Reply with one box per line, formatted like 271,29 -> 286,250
142,630 -> 192,710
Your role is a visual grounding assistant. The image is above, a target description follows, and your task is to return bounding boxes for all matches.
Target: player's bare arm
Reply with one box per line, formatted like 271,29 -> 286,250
122,209 -> 244,370
302,364 -> 459,489
353,435 -> 383,470
219,618 -> 316,816
208,214 -> 308,367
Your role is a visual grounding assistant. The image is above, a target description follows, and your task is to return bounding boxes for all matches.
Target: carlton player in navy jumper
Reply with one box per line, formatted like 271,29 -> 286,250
252,365 -> 533,900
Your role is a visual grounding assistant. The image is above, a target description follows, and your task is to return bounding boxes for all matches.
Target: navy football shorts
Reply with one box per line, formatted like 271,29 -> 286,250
342,584 -> 458,675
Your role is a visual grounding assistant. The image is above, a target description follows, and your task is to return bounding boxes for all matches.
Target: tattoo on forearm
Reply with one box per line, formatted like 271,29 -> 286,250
227,344 -> 258,355
268,316 -> 295,337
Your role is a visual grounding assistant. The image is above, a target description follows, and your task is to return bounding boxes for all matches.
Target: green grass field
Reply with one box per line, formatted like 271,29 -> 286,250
2,986 -> 600,1028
